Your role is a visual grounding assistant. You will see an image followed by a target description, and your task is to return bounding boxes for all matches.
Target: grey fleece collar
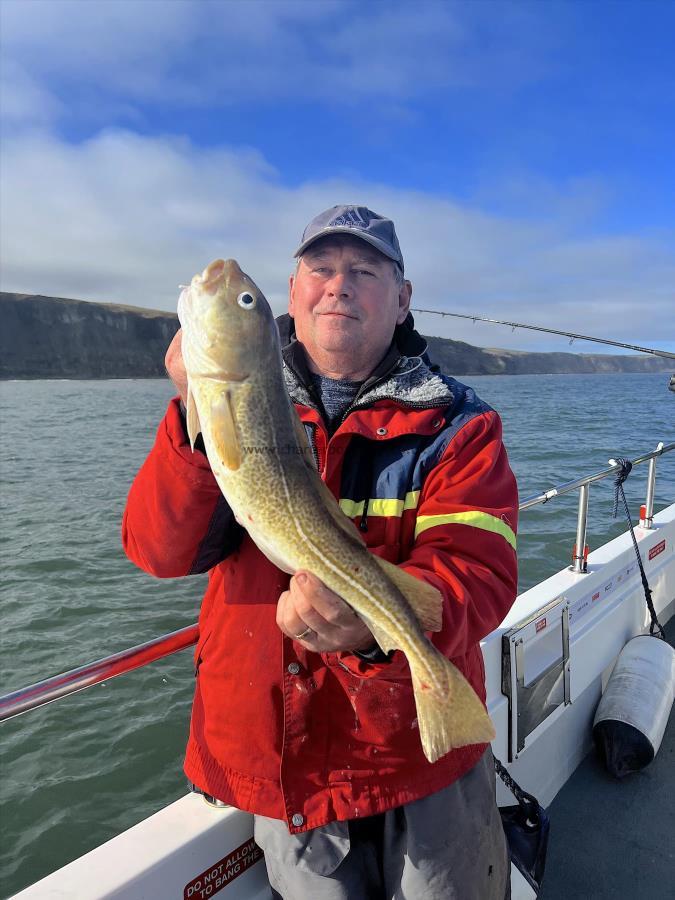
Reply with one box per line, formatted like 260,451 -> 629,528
283,355 -> 455,411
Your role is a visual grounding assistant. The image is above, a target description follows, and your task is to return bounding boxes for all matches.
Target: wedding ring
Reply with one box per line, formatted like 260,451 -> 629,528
295,627 -> 313,640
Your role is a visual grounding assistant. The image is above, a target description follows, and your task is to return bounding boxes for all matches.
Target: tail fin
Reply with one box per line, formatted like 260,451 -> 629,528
410,651 -> 496,763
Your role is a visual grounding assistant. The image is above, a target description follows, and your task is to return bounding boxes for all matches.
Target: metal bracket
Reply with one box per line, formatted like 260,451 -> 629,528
502,597 -> 571,760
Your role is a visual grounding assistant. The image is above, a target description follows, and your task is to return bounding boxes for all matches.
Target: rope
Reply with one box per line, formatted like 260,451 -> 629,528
494,756 -> 541,827
611,457 -> 665,640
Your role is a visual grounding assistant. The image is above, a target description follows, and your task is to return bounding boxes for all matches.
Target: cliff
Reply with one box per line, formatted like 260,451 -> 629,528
0,292 -> 179,379
424,337 -> 672,375
0,292 -> 671,378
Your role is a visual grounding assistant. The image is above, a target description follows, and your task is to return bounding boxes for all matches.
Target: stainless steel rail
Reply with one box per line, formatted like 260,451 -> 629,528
519,441 -> 673,573
1,442 -> 673,722
0,624 -> 198,723
518,442 -> 674,511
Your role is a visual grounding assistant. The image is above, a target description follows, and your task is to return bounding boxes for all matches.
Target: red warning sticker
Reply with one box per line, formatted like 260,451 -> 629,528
649,539 -> 666,561
184,838 -> 263,899
535,617 -> 547,633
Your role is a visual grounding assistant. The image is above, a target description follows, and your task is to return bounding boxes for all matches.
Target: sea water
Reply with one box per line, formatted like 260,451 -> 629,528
0,373 -> 673,895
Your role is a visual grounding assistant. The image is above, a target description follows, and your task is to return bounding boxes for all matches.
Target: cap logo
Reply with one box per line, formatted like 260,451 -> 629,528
328,208 -> 371,230
295,205 -> 403,272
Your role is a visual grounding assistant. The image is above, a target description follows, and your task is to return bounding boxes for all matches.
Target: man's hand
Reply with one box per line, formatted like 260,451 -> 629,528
277,571 -> 376,653
165,328 -> 188,405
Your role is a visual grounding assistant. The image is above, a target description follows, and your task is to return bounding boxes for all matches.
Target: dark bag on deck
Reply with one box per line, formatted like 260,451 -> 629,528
496,758 -> 550,895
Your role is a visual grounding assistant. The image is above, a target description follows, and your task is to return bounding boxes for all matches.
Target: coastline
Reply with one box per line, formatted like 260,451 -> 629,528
1,292 -> 671,380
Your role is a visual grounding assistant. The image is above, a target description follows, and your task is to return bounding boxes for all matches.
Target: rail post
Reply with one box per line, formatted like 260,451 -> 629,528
572,483 -> 590,573
640,441 -> 664,529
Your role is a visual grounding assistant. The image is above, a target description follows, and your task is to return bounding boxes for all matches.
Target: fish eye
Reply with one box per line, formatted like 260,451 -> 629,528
237,291 -> 255,309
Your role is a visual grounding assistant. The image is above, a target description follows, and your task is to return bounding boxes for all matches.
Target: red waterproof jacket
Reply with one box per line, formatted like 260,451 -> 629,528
122,323 -> 518,833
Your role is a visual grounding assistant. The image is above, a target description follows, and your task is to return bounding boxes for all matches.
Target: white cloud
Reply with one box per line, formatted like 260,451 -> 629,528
1,128 -> 672,353
0,60 -> 64,128
0,2 -> 670,353
0,0 -> 558,130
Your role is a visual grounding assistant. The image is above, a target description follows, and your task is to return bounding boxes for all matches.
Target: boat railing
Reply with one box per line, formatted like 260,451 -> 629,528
520,440 -> 673,572
1,440 -> 672,724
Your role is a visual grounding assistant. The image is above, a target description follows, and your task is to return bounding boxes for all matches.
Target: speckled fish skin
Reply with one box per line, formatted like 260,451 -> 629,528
178,258 -> 495,763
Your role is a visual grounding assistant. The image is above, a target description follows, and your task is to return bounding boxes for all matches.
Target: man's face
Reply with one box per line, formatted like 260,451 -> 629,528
288,236 -> 411,374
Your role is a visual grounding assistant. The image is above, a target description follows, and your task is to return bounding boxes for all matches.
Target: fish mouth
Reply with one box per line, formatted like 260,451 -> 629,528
196,258 -> 245,295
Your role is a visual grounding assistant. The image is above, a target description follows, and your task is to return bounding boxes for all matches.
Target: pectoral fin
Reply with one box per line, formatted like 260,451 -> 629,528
373,557 -> 443,632
209,387 -> 242,471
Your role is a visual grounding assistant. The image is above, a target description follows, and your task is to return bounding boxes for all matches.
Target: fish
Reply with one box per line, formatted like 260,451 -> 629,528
177,258 -> 495,763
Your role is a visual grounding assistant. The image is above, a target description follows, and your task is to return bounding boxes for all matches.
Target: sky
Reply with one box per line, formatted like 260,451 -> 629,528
1,0 -> 673,354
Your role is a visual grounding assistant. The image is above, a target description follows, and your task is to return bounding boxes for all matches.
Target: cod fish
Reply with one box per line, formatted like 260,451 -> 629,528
178,258 -> 495,763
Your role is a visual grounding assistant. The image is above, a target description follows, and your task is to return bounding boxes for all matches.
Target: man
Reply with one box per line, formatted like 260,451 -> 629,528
123,205 -> 518,898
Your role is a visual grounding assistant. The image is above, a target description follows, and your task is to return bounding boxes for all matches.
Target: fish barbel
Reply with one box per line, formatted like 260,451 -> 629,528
178,258 -> 495,762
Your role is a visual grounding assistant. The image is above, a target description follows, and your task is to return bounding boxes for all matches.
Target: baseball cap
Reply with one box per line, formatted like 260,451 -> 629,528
293,205 -> 404,274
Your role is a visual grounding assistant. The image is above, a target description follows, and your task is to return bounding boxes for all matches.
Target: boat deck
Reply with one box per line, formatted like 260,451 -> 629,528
541,621 -> 674,899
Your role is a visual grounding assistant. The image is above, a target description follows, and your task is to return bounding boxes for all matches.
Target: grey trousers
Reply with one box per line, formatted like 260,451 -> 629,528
254,750 -> 510,900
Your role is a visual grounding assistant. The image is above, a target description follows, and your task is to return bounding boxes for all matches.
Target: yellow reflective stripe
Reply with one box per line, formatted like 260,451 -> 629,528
404,490 -> 420,510
339,491 -> 420,519
339,498 -> 364,517
414,511 -> 517,549
368,498 -> 402,517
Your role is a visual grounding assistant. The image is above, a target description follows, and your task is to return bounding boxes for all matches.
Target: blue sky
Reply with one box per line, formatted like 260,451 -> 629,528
1,0 -> 673,353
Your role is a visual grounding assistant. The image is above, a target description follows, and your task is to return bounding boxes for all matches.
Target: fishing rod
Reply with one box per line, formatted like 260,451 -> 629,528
411,308 -> 675,361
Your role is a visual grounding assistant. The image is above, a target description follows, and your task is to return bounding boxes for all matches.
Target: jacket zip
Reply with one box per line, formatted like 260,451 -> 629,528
307,422 -> 325,475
